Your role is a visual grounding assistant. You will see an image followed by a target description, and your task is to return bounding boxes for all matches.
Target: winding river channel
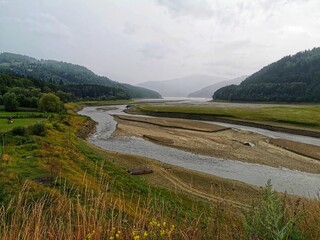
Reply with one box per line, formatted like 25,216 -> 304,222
79,105 -> 320,198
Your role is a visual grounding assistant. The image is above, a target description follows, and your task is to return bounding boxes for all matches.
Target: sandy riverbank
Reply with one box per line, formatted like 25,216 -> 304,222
113,115 -> 320,174
89,142 -> 261,207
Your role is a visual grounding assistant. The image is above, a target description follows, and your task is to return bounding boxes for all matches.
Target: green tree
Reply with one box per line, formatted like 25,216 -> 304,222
38,93 -> 63,113
3,92 -> 19,111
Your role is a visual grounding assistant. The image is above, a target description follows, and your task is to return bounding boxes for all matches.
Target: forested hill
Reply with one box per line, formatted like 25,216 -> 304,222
213,48 -> 320,102
0,52 -> 161,99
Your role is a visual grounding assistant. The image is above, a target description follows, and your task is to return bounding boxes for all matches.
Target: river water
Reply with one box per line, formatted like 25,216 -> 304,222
79,105 -> 320,198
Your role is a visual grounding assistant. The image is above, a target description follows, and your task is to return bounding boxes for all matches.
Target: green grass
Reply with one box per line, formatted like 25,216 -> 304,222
135,104 -> 320,129
0,105 -> 51,133
75,99 -> 134,106
0,118 -> 44,133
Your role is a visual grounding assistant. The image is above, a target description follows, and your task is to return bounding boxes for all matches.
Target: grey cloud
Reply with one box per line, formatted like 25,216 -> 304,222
24,13 -> 72,38
123,22 -> 137,35
139,43 -> 173,60
203,60 -> 248,78
156,0 -> 214,19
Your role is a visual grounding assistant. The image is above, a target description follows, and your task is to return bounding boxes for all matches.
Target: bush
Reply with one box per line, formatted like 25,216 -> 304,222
53,122 -> 64,132
38,93 -> 64,113
28,122 -> 47,136
11,126 -> 27,136
243,180 -> 302,240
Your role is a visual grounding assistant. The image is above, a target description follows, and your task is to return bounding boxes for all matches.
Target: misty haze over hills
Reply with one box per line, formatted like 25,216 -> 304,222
188,76 -> 247,98
137,75 -> 228,97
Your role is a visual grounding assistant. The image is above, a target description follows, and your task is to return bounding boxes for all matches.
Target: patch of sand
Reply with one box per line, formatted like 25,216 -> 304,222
114,116 -> 320,174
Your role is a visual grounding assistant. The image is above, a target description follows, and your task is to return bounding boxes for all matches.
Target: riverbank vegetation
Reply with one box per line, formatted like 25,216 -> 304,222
0,102 -> 319,239
130,104 -> 320,130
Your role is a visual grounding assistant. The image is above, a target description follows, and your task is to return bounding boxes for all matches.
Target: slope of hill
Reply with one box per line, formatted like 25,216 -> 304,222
188,76 -> 247,98
0,72 -> 133,108
213,48 -> 320,102
137,75 -> 227,97
0,52 -> 161,99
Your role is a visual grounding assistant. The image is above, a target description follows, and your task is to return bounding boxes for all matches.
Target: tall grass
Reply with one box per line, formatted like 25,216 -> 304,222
0,176 -> 319,239
0,174 -> 241,240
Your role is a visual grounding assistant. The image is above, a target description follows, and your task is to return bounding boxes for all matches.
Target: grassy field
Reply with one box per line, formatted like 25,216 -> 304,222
0,118 -> 44,133
0,101 -> 319,239
133,104 -> 320,129
0,106 -> 50,133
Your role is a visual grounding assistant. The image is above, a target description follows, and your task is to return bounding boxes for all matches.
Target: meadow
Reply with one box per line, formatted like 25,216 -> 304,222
132,104 -> 320,130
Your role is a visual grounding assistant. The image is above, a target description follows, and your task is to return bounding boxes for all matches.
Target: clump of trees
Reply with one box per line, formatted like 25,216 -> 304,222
0,72 -> 137,113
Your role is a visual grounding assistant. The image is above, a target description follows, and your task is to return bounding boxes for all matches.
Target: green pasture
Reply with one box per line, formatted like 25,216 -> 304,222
136,104 -> 320,129
0,106 -> 48,133
0,118 -> 43,133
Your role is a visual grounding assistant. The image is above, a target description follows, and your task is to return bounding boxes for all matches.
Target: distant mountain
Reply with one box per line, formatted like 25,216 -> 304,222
188,76 -> 247,98
0,52 -> 161,99
213,48 -> 320,102
137,74 -> 227,97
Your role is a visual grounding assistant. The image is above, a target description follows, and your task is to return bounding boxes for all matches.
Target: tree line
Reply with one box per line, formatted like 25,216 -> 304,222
0,73 -> 131,112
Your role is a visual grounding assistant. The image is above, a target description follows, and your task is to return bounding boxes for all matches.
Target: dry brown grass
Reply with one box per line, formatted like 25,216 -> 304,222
0,176 -> 243,240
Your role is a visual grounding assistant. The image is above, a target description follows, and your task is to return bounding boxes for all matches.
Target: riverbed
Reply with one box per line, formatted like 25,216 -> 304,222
79,105 -> 320,198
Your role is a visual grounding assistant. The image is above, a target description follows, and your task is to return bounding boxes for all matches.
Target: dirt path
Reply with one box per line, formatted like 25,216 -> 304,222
158,168 -> 250,209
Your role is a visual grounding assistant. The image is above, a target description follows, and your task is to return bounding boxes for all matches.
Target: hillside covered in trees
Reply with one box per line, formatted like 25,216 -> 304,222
0,53 -> 161,99
0,72 -> 133,111
213,48 -> 320,102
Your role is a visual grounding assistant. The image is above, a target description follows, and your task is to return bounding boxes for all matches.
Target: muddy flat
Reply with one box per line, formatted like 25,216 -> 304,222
114,116 -> 320,174
114,115 -> 229,132
270,139 -> 320,161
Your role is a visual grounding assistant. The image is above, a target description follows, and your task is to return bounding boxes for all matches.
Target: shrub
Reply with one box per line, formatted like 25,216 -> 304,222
11,126 -> 27,136
53,122 -> 64,132
38,93 -> 63,113
28,122 -> 47,136
243,180 -> 301,240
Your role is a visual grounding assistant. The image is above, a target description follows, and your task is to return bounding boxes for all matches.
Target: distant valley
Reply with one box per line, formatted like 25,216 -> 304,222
137,74 -> 228,97
188,76 -> 247,98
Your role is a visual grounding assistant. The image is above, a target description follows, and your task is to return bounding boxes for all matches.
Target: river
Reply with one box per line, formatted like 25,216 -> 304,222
79,105 -> 320,198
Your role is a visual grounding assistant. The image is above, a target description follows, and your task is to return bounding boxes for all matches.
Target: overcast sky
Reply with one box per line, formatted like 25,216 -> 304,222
1,0 -> 320,84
